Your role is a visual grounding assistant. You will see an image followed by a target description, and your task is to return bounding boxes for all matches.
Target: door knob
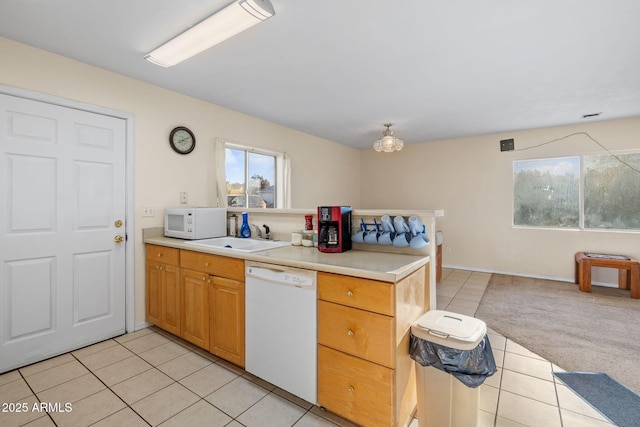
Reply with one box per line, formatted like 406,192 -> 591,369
114,220 -> 123,228
114,235 -> 124,243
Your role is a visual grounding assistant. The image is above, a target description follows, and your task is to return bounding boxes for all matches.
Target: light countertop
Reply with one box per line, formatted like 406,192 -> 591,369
144,233 -> 429,283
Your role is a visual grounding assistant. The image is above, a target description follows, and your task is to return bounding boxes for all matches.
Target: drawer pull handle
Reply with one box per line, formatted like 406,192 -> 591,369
157,253 -> 162,257
347,329 -> 354,336
205,262 -> 209,267
347,290 -> 353,297
202,276 -> 207,281
348,386 -> 355,392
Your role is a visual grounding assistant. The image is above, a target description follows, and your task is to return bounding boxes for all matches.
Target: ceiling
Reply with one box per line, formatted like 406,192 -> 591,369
1,0 -> 639,150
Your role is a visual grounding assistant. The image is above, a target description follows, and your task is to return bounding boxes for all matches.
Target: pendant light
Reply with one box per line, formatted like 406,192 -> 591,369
373,123 -> 405,152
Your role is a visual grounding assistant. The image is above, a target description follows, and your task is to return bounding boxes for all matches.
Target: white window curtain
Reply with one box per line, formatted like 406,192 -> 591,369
214,137 -> 227,207
282,152 -> 291,208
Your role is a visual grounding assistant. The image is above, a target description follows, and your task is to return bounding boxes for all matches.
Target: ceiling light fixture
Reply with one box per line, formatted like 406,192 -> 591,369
145,0 -> 275,67
373,123 -> 405,152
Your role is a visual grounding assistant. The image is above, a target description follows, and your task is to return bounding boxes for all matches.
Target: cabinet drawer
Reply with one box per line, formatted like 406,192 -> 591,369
318,300 -> 394,368
146,244 -> 179,266
318,345 -> 393,427
180,250 -> 244,281
318,272 -> 393,316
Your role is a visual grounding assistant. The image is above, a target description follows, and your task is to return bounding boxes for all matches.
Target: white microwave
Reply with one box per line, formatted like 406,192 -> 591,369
164,207 -> 227,240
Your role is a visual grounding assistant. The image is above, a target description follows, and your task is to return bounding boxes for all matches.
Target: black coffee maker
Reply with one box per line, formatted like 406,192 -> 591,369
318,206 -> 352,253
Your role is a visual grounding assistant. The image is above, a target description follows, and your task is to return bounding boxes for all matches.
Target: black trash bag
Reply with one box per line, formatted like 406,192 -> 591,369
409,332 -> 497,388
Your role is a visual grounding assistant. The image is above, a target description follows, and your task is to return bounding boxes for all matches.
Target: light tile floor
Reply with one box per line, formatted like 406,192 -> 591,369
0,268 -> 614,427
438,268 -> 615,427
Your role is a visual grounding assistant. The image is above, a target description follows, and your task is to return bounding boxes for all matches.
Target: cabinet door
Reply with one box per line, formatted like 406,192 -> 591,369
162,264 -> 181,336
318,272 -> 394,316
209,276 -> 245,367
181,269 -> 210,350
318,345 -> 394,427
318,300 -> 394,368
146,261 -> 163,326
180,250 -> 244,281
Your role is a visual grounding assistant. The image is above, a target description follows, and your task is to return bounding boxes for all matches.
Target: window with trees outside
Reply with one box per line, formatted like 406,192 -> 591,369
225,145 -> 281,209
513,153 -> 640,230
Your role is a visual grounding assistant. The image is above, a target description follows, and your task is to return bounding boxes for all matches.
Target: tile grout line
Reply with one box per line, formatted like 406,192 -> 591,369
109,330 -> 317,426
16,368 -> 56,426
69,341 -> 153,427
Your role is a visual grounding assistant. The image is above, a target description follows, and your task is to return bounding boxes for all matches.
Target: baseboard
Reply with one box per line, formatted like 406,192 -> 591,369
134,321 -> 152,331
441,264 -> 618,287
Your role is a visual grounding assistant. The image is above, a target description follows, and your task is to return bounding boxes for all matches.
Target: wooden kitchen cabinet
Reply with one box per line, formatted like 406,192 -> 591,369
145,245 -> 247,359
318,345 -> 394,426
180,250 -> 244,281
145,245 -> 180,336
180,249 -> 245,363
318,300 -> 394,368
209,276 -> 245,367
180,268 -> 210,350
317,266 -> 427,427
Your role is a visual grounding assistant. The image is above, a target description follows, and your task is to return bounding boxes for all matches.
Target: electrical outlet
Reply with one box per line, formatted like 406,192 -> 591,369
180,192 -> 188,204
143,207 -> 154,217
446,246 -> 452,254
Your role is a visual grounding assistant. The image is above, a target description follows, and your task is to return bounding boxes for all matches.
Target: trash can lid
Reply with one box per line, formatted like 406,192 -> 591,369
411,310 -> 487,350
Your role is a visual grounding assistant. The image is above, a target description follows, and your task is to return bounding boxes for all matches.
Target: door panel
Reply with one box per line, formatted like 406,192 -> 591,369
7,154 -> 57,232
163,264 -> 181,336
0,94 -> 127,373
6,257 -> 55,339
76,161 -> 113,229
74,251 -> 111,324
180,269 -> 209,350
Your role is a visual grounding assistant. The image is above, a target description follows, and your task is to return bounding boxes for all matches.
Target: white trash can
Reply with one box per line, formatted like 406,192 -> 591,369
410,310 -> 495,427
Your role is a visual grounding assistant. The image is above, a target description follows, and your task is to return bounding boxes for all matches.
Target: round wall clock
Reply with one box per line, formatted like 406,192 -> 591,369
169,126 -> 196,154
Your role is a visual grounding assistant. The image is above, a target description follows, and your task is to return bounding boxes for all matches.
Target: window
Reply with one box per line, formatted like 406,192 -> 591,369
513,157 -> 580,228
584,153 -> 640,229
225,144 -> 285,209
513,153 -> 640,230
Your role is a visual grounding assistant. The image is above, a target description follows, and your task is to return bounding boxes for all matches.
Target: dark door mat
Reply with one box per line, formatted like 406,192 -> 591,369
554,372 -> 640,427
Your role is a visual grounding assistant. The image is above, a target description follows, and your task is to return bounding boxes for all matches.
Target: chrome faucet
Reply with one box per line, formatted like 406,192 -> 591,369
263,224 -> 270,240
252,224 -> 262,238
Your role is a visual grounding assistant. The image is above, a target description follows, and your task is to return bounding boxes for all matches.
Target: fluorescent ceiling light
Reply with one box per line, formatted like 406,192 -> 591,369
145,0 -> 275,67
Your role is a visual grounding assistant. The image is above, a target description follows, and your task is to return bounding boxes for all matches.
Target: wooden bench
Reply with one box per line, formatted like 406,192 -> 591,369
575,252 -> 640,298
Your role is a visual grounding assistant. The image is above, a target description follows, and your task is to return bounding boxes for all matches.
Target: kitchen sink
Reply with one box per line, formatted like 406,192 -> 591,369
184,237 -> 290,253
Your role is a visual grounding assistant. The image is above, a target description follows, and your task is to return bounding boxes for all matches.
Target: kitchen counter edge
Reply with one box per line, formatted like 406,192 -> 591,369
143,231 -> 428,283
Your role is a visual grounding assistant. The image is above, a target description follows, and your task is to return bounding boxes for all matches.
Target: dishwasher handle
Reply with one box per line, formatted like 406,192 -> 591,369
246,265 -> 316,288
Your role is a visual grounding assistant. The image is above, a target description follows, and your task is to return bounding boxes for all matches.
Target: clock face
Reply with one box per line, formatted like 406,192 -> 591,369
170,127 -> 195,154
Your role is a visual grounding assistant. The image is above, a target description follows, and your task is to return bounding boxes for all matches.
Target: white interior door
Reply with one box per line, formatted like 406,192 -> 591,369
0,94 -> 127,372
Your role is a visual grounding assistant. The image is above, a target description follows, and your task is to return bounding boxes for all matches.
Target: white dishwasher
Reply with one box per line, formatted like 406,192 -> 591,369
245,261 -> 317,404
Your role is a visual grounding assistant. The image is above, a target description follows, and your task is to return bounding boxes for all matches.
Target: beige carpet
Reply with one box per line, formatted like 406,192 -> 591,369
475,274 -> 640,393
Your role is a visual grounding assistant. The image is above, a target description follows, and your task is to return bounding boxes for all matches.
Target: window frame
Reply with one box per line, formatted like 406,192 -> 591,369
513,151 -> 640,232
225,143 -> 286,209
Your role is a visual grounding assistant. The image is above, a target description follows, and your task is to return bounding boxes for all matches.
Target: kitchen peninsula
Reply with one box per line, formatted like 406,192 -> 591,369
143,209 -> 442,427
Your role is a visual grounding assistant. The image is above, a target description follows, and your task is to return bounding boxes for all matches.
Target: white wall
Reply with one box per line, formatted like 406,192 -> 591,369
0,37 -> 361,325
360,118 -> 640,282
4,35 -> 638,325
